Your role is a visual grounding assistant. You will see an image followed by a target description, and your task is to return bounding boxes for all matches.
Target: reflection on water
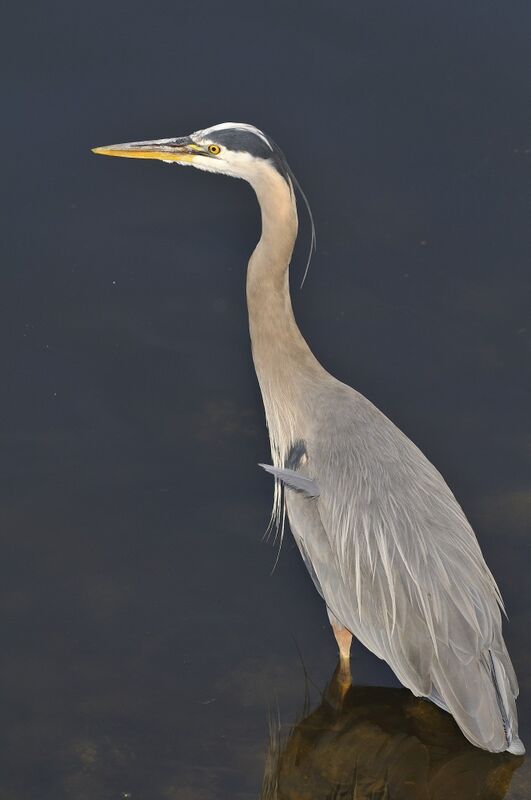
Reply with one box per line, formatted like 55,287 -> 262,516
262,663 -> 524,799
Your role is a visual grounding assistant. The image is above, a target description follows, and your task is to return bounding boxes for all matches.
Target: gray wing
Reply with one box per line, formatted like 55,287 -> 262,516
288,381 -> 522,754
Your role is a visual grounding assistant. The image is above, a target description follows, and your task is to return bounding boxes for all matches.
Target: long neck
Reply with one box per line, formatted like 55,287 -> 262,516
246,166 -> 326,462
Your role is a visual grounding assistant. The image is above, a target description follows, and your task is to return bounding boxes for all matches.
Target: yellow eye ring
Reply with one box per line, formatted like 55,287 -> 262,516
208,144 -> 221,155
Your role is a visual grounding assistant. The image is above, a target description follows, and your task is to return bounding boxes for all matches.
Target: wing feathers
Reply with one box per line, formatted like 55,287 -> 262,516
292,385 -> 523,753
259,463 -> 320,498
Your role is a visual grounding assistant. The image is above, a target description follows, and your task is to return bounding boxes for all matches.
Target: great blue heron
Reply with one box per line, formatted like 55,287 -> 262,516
92,122 -> 524,755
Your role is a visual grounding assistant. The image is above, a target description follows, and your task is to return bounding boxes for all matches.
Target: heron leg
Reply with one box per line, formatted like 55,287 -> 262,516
332,626 -> 353,699
327,607 -> 352,660
332,624 -> 353,662
327,606 -> 353,687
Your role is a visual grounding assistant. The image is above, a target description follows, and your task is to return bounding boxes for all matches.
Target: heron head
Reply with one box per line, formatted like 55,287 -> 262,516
92,122 -> 291,187
93,122 -> 316,284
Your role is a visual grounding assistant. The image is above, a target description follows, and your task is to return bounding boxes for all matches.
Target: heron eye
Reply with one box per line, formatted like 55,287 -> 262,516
208,144 -> 221,155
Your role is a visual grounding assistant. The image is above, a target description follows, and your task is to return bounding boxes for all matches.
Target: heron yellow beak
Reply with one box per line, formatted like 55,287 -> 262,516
91,136 -> 200,162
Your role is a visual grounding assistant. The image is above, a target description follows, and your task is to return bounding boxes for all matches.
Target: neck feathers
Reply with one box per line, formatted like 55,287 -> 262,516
246,164 -> 325,471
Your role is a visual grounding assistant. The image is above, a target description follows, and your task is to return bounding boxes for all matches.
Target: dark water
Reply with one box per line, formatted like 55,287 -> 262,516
2,1 -> 531,797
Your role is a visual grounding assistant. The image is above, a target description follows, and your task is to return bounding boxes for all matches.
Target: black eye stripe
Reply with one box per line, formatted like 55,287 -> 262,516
210,129 -> 271,159
203,129 -> 290,182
